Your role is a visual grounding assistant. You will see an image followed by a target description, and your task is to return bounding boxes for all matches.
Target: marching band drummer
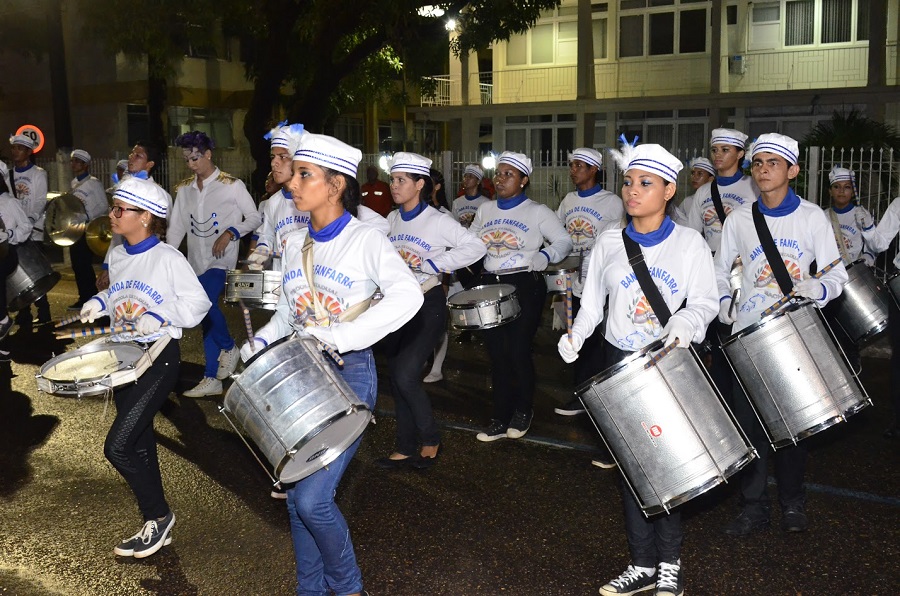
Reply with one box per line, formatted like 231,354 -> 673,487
451,164 -> 491,228
78,177 -> 211,558
857,193 -> 900,439
716,133 -> 847,537
558,141 -> 718,596
0,161 -> 33,340
468,151 -> 572,442
239,133 -> 423,596
375,152 -> 486,470
671,157 -> 715,226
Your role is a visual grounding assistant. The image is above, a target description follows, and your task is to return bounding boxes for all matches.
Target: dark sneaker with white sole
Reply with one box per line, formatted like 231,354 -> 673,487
506,409 -> 533,439
476,419 -> 508,442
598,564 -> 656,595
129,511 -> 175,558
654,560 -> 683,596
115,530 -> 172,557
554,397 -> 586,416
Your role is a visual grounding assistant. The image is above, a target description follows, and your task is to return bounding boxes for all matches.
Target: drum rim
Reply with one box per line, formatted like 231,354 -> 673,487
450,308 -> 521,330
448,283 -> 517,307
38,341 -> 146,382
721,299 -> 812,346
544,255 -> 582,274
574,339 -> 665,396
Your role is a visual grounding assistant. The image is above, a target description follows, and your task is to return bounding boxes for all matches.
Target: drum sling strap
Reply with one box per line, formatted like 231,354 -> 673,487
622,229 -> 674,328
710,180 -> 728,227
827,208 -> 852,265
751,202 -> 795,296
301,235 -> 373,325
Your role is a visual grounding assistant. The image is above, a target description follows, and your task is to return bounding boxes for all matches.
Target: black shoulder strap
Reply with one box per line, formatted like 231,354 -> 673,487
710,180 -> 727,225
622,229 -> 672,328
751,202 -> 793,296
8,169 -> 16,198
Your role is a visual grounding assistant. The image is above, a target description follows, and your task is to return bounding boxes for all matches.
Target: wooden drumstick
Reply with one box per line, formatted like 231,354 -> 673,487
565,272 -> 574,342
759,258 -> 842,319
644,338 -> 679,370
55,321 -> 169,339
54,313 -> 83,328
239,300 -> 255,350
318,342 -> 344,367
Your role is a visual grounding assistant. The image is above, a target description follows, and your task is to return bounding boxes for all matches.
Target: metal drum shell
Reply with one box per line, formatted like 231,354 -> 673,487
722,300 -> 869,448
576,341 -> 754,516
447,283 -> 521,330
224,270 -> 282,310
887,272 -> 900,309
5,241 -> 61,311
223,337 -> 372,483
830,260 -> 890,345
45,192 -> 88,246
36,342 -> 148,397
543,255 -> 581,294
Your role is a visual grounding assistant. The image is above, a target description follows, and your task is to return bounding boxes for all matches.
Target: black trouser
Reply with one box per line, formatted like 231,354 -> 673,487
572,295 -> 607,387
706,321 -> 735,405
104,340 -> 180,521
70,235 -> 96,304
0,244 -> 18,315
889,296 -> 900,426
479,271 -> 546,424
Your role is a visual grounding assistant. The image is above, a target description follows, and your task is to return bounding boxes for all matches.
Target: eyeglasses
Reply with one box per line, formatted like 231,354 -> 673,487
110,205 -> 144,217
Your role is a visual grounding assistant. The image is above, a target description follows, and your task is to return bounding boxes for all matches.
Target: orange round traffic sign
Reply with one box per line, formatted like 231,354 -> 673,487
15,124 -> 45,153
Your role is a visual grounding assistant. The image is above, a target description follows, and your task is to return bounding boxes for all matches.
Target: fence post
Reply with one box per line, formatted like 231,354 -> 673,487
806,146 -> 820,202
441,150 -> 452,187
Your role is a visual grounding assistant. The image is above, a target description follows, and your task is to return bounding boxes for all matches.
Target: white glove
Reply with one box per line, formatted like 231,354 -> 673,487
662,317 -> 692,349
305,325 -> 339,352
0,229 -> 9,243
246,247 -> 270,269
240,338 -> 267,362
135,313 -> 163,335
794,278 -> 825,301
557,333 -> 582,364
80,299 -> 104,323
854,208 -> 874,231
531,251 -> 550,272
719,297 -> 736,325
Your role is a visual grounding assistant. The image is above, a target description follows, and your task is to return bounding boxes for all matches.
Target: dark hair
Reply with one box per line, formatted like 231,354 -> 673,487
408,172 -> 434,206
322,168 -> 360,217
429,168 -> 450,211
149,214 -> 167,241
665,181 -> 677,217
593,167 -> 603,185
174,131 -> 215,154
133,140 -> 162,175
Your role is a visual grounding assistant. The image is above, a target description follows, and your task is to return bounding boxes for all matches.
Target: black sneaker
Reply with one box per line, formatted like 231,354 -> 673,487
0,317 -> 12,342
654,560 -> 683,596
781,504 -> 808,532
476,419 -> 508,442
131,511 -> 175,558
724,506 -> 770,536
114,529 -> 173,557
66,300 -> 85,311
598,564 -> 656,596
554,397 -> 586,416
506,409 -> 533,439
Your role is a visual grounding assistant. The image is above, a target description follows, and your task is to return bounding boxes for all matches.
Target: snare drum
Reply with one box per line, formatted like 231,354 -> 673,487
722,300 -> 870,448
543,255 -> 581,294
222,336 -> 372,483
830,260 -> 890,344
447,284 -> 521,330
5,241 -> 61,311
225,270 -> 282,310
35,337 -> 168,397
576,341 -> 754,516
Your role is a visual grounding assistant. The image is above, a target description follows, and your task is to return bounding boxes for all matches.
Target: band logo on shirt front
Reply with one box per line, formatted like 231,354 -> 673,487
294,291 -> 344,325
113,299 -> 148,325
398,248 -> 422,270
566,217 -> 596,249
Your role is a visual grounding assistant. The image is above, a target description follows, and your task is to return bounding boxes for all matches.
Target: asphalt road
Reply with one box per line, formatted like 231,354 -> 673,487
1,277 -> 898,595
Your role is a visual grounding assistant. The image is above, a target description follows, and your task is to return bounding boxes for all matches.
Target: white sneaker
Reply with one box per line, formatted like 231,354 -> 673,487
215,346 -> 240,380
183,377 -> 223,398
423,371 -> 443,383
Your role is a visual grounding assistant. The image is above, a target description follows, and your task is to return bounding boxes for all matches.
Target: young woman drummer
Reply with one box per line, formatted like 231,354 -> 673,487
376,153 -> 485,470
78,177 -> 211,558
468,151 -> 572,442
558,141 -> 719,596
239,133 -> 423,596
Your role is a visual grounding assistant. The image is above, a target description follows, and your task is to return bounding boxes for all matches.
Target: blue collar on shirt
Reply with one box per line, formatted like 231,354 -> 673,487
832,203 -> 855,214
400,201 -> 428,221
716,171 -> 743,186
309,210 -> 351,242
123,235 -> 160,254
465,194 -> 481,201
577,184 -> 602,198
624,216 -> 675,247
757,187 -> 801,217
14,163 -> 34,173
281,187 -> 292,200
497,193 -> 528,210
76,172 -> 90,182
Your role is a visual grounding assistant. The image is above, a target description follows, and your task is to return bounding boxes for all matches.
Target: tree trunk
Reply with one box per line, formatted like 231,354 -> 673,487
147,54 -> 169,189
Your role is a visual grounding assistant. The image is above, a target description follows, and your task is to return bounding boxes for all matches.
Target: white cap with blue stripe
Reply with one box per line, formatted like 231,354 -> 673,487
611,138 -> 683,183
750,133 -> 800,165
293,133 -> 362,178
389,152 -> 433,176
570,148 -> 603,169
710,128 -> 749,148
113,177 -> 169,219
497,151 -> 533,176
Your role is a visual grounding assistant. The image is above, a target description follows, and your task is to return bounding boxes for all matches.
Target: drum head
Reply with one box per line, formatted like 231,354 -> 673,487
45,193 -> 89,246
40,342 -> 146,383
448,284 -> 517,306
277,406 -> 372,483
575,339 -> 664,396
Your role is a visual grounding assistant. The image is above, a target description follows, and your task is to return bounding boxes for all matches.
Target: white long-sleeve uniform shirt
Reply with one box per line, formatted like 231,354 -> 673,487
89,236 -> 211,343
860,196 -> 900,270
254,215 -> 424,354
687,175 -> 758,253
357,204 -> 390,235
71,174 -> 109,221
167,168 -> 262,274
387,204 -> 486,286
0,191 -> 33,244
452,194 -> 490,228
254,188 -> 310,271
11,164 -> 48,241
469,195 -> 572,272
671,194 -> 695,226
556,185 -> 624,293
715,192 -> 848,333
822,204 -> 876,266
572,220 -> 718,352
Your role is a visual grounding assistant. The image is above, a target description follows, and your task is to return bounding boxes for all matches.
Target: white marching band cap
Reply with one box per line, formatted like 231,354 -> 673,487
570,147 -> 603,169
9,134 -> 35,149
497,151 -> 533,177
464,164 -> 484,180
70,149 -> 91,163
611,140 -> 683,183
750,133 -> 800,165
266,121 -> 307,156
710,128 -> 749,148
689,157 -> 716,176
113,176 -> 169,219
829,165 -> 856,185
389,152 -> 433,176
293,133 -> 363,178
116,159 -> 129,170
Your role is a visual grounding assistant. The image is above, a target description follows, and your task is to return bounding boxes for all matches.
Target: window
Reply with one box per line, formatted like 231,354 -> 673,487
168,107 -> 234,148
679,9 -> 707,53
726,5 -> 738,25
785,0 -> 814,46
649,13 -> 674,55
618,1 -> 707,58
593,18 -> 608,59
821,0 -> 852,43
505,114 -> 576,166
620,15 -> 643,57
759,0 -> 872,48
503,7 -> 581,67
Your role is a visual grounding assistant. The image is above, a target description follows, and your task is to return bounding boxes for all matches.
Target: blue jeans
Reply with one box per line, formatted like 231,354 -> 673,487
197,268 -> 235,378
286,348 -> 377,596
